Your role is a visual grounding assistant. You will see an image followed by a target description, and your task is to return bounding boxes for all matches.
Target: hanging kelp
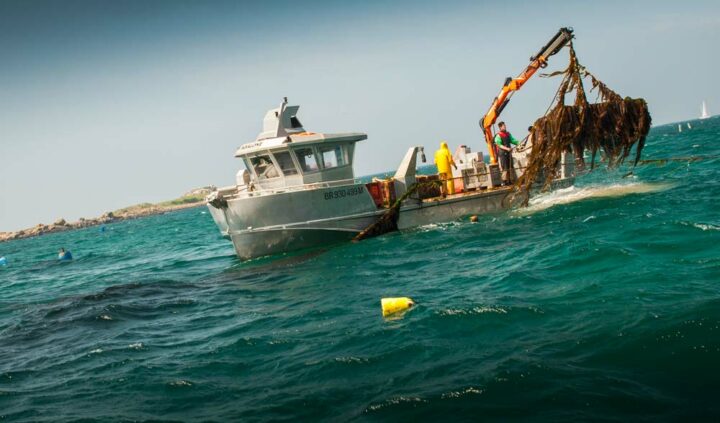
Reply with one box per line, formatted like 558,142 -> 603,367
515,43 -> 651,200
353,179 -> 442,241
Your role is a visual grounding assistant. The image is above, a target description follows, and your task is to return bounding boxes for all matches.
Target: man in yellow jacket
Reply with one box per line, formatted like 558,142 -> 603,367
434,141 -> 457,196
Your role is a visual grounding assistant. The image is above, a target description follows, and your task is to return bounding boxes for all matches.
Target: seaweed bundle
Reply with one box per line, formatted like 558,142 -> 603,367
514,43 -> 651,200
353,180 -> 441,242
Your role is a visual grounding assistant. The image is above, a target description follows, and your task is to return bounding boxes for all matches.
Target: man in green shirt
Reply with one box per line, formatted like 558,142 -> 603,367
494,121 -> 520,185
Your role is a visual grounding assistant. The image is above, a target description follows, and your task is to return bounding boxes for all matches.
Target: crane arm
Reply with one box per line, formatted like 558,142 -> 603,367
481,27 -> 574,164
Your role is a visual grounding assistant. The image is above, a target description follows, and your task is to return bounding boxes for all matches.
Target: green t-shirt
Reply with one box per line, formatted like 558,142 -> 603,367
494,132 -> 519,147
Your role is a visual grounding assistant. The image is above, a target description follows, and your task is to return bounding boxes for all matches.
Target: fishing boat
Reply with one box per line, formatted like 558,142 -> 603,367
206,99 -> 575,259
205,29 -> 590,259
700,101 -> 710,120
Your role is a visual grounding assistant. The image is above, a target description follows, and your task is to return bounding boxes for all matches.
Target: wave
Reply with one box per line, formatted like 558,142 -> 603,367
435,305 -> 544,317
518,182 -> 675,214
437,306 -> 508,316
167,380 -> 193,387
440,386 -> 484,399
365,396 -> 428,413
333,356 -> 371,365
679,221 -> 720,231
128,342 -> 144,350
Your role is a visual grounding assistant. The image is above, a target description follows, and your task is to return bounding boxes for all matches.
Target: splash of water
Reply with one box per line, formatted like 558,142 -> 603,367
517,181 -> 675,214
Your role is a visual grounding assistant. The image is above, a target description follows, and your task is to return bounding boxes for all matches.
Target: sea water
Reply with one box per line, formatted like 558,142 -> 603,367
1,118 -> 719,421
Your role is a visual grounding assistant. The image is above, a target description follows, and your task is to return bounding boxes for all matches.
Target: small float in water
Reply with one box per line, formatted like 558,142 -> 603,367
58,248 -> 73,261
381,297 -> 415,317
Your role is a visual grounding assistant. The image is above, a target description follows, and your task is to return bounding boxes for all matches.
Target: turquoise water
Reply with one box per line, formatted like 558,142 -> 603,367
1,118 -> 719,421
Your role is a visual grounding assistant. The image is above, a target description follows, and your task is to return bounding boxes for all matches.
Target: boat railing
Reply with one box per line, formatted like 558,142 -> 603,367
411,158 -> 573,200
222,178 -> 363,200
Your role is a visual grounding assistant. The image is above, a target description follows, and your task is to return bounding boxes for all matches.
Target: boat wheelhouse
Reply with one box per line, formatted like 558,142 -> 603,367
233,107 -> 365,192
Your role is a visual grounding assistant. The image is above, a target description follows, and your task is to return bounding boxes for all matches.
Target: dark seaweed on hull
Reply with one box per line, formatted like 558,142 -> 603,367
353,182 -> 433,241
515,43 -> 652,202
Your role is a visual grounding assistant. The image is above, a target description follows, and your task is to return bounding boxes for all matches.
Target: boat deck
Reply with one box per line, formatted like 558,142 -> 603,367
420,185 -> 511,204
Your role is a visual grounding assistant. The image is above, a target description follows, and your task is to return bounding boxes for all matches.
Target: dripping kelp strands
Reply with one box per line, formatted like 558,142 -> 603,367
514,42 -> 652,201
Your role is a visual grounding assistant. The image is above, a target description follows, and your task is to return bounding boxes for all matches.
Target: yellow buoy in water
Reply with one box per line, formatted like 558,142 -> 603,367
381,297 -> 415,317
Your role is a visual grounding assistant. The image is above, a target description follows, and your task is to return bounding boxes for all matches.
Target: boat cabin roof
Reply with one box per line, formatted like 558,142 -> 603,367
234,98 -> 367,157
232,98 -> 367,188
235,132 -> 367,157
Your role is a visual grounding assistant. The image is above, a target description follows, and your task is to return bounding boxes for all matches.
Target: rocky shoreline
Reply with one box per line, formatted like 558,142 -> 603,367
0,189 -> 212,243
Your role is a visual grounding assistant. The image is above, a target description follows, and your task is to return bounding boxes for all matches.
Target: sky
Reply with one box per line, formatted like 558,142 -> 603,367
1,0 -> 719,231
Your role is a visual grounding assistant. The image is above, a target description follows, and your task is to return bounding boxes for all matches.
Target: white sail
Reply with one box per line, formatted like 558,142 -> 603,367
678,124 -> 682,132
701,101 -> 710,119
687,122 -> 692,129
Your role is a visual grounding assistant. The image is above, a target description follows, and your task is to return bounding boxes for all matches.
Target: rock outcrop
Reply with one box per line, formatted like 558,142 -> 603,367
0,192 -> 207,243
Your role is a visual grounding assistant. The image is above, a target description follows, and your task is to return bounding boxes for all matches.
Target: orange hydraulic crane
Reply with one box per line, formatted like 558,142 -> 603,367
480,27 -> 574,165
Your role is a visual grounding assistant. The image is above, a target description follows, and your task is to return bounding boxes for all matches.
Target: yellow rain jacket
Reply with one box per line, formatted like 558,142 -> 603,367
434,142 -> 456,194
434,142 -> 455,173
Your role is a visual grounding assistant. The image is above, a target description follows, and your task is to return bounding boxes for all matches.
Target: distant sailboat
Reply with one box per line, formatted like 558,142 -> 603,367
700,101 -> 710,119
678,124 -> 682,132
687,122 -> 692,129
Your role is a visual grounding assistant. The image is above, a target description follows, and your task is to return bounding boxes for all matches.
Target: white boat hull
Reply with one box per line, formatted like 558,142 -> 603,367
209,182 -> 381,259
229,227 -> 359,259
397,189 -> 509,229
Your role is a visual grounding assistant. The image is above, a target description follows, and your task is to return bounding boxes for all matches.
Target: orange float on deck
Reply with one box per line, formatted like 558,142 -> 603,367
365,181 -> 383,208
454,177 -> 465,194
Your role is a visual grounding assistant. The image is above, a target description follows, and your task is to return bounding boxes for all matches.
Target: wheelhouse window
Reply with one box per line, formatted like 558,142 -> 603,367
294,148 -> 319,172
273,151 -> 298,176
320,145 -> 346,169
250,155 -> 279,180
242,158 -> 252,173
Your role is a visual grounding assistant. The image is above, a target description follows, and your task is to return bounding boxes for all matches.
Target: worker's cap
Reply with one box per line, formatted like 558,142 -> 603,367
440,141 -> 448,148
